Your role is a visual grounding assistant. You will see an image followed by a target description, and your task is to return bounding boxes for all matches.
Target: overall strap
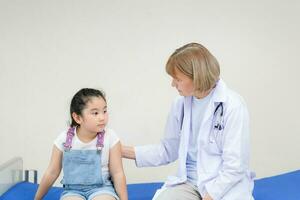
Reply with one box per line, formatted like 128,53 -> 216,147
96,130 -> 105,151
63,127 -> 75,151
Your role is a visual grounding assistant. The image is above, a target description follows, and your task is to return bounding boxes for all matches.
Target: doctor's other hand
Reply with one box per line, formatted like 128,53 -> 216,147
121,144 -> 136,160
203,193 -> 213,200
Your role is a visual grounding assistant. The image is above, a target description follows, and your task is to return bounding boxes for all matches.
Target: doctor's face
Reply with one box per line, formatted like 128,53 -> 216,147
171,67 -> 194,96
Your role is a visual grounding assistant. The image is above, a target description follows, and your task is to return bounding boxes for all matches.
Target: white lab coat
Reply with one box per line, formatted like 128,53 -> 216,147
135,79 -> 255,200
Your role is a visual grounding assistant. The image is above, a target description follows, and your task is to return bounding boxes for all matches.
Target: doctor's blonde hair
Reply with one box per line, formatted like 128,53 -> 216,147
166,42 -> 220,93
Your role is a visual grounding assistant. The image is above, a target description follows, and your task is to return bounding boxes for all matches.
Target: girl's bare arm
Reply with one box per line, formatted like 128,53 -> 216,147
34,146 -> 62,200
109,142 -> 128,200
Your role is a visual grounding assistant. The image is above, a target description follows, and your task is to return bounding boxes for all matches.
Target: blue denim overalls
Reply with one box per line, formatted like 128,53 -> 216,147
60,127 -> 119,200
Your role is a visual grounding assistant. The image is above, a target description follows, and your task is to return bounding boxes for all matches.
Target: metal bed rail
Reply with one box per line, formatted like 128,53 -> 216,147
0,157 -> 23,195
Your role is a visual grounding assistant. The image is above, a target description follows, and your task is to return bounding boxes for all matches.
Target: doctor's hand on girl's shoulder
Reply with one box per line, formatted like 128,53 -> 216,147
121,143 -> 136,160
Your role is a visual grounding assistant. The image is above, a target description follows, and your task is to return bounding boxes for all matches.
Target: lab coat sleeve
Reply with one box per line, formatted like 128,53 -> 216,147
135,97 -> 183,167
205,103 -> 250,200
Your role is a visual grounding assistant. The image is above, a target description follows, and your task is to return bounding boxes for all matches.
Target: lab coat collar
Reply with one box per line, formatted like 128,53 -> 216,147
211,78 -> 228,104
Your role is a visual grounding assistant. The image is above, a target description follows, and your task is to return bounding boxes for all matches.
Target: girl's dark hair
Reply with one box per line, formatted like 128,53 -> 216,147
70,88 -> 106,127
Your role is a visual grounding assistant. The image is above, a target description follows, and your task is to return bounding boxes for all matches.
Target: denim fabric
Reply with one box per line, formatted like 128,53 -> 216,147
60,149 -> 119,200
60,185 -> 119,200
62,150 -> 102,186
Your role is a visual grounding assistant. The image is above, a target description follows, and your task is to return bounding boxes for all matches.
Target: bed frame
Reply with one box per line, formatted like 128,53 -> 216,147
0,157 -> 23,195
0,157 -> 37,195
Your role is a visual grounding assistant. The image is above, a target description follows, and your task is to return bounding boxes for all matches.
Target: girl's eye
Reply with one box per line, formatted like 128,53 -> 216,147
103,110 -> 107,113
93,112 -> 98,115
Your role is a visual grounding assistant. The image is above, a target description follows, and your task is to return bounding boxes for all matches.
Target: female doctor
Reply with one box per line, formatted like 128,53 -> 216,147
122,43 -> 255,200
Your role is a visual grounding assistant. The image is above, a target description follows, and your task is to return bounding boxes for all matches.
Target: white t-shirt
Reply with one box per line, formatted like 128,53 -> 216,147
54,127 -> 120,174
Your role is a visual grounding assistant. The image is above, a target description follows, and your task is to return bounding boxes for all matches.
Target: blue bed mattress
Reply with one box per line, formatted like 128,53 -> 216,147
252,170 -> 300,200
1,170 -> 300,200
0,182 -> 163,200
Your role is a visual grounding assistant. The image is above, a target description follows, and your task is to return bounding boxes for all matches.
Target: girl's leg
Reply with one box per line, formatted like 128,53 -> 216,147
90,194 -> 116,200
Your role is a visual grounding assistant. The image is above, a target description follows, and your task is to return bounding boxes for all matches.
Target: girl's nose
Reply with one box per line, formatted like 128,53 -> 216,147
99,113 -> 105,120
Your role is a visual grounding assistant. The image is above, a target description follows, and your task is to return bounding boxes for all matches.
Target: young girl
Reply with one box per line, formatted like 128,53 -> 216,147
35,88 -> 128,200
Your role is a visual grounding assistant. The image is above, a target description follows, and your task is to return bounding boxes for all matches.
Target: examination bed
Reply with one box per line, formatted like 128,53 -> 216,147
1,157 -> 299,200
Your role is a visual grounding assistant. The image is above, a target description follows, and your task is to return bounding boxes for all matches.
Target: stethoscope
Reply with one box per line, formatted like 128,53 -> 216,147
210,102 -> 224,149
213,102 -> 224,131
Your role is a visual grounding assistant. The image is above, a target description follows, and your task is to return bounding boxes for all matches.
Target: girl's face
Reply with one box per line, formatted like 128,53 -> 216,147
73,96 -> 108,134
171,67 -> 194,97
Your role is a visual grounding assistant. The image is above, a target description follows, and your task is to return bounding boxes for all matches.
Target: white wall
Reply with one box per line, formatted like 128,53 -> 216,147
0,0 -> 299,184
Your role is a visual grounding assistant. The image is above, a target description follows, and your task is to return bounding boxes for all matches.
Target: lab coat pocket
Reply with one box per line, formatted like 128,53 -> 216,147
204,132 -> 222,156
204,141 -> 221,156
204,128 -> 223,156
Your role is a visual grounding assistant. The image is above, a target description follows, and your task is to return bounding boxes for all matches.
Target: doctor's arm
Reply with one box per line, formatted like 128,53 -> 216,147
121,124 -> 181,167
34,146 -> 62,200
205,104 -> 251,200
